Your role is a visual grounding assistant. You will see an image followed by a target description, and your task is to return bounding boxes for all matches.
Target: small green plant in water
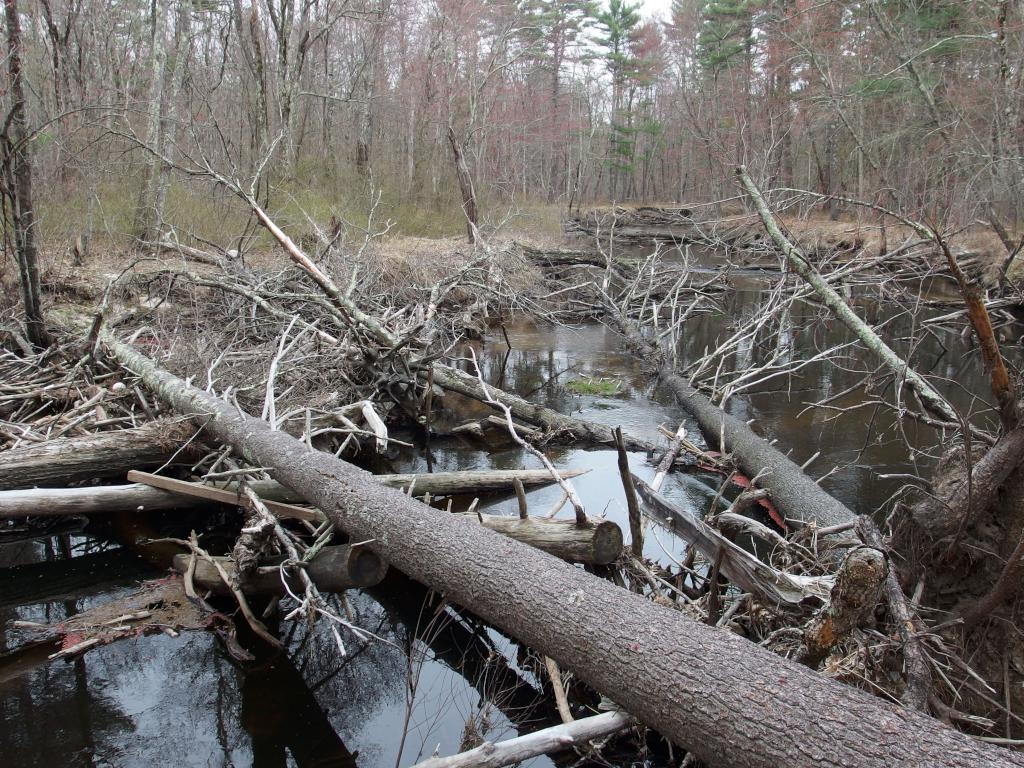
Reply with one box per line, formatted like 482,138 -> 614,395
566,377 -> 622,396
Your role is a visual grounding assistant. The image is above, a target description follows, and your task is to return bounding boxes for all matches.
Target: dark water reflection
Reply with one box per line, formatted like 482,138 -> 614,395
3,259 -> 1020,766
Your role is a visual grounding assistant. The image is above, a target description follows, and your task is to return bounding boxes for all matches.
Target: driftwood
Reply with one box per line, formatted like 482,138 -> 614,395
409,710 -> 635,768
0,420 -> 198,490
632,473 -> 832,610
97,330 -> 1024,768
171,544 -> 387,596
0,467 -> 588,518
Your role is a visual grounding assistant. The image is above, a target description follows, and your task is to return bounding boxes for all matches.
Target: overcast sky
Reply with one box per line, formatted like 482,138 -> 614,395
639,0 -> 673,23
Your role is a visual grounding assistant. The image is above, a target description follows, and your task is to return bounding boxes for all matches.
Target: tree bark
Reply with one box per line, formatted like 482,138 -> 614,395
97,332 -> 1024,768
659,371 -> 854,529
447,125 -> 479,244
4,0 -> 50,348
0,421 -> 198,490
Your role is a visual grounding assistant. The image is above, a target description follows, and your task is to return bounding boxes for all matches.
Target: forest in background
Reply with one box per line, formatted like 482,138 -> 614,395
1,0 -> 1021,248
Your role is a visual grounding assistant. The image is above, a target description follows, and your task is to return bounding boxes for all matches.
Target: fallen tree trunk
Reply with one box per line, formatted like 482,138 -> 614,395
0,420 -> 198,490
0,468 -> 587,518
604,303 -> 855,530
133,470 -> 619,565
736,167 -> 959,425
171,544 -> 387,596
98,332 -> 1024,768
659,372 -> 854,529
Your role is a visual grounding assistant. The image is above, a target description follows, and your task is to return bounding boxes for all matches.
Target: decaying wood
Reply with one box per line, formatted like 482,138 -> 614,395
0,468 -> 588,518
935,235 -> 1018,430
171,544 -> 387,596
0,420 -> 198,490
98,330 -> 1023,768
858,519 -> 932,711
800,544 -> 888,667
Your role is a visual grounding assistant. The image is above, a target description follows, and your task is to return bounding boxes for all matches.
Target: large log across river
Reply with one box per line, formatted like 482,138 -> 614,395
659,372 -> 854,528
600,303 -> 856,530
100,331 -> 1022,768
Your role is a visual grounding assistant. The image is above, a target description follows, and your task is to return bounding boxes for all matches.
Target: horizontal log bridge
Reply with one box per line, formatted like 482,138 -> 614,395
133,471 -> 618,565
171,544 -> 387,596
473,514 -> 622,565
0,420 -> 198,491
0,468 -> 586,518
98,331 -> 1024,768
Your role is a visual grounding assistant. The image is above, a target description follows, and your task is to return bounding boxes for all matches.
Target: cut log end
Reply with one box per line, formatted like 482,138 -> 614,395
591,520 -> 625,565
343,544 -> 390,587
475,514 -> 623,565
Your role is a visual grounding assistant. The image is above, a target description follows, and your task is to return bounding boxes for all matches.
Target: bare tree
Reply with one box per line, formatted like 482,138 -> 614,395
3,0 -> 50,348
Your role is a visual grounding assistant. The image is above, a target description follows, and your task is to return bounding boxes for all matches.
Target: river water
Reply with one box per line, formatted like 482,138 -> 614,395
1,260 -> 1018,766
